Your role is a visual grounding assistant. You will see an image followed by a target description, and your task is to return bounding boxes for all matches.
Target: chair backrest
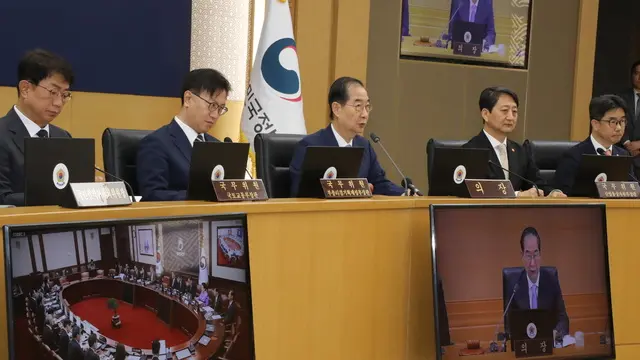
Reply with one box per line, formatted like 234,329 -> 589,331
102,128 -> 153,195
523,140 -> 578,183
426,139 -> 467,188
255,133 -> 305,198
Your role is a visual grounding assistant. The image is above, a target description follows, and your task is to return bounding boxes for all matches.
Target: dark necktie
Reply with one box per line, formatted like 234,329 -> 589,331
36,129 -> 48,138
635,95 -> 640,122
194,134 -> 205,145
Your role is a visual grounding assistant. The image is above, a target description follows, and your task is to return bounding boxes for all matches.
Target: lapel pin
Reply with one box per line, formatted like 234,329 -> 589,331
511,148 -> 515,152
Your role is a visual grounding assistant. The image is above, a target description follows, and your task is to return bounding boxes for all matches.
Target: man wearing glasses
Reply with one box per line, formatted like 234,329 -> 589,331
505,227 -> 569,339
137,68 -> 230,201
554,95 -> 631,195
289,76 -> 405,196
0,49 -> 74,206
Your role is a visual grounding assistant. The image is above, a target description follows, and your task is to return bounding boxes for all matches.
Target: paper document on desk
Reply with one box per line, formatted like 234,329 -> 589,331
563,335 -> 576,347
211,314 -> 222,320
198,335 -> 211,346
205,324 -> 215,332
203,306 -> 214,313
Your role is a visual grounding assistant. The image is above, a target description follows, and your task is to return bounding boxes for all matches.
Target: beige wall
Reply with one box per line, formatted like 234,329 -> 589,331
368,0 -> 582,191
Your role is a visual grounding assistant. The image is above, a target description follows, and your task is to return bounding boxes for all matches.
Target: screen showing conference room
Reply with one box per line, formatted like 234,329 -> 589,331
429,205 -> 614,359
400,0 -> 531,68
4,215 -> 254,360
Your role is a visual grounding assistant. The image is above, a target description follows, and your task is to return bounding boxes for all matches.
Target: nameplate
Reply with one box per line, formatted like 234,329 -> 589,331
68,182 -> 132,208
320,178 -> 372,199
595,181 -> 640,199
464,179 -> 516,198
452,42 -> 482,57
514,338 -> 552,358
212,179 -> 268,202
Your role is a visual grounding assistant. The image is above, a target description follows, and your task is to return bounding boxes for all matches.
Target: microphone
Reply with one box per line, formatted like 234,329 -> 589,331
223,137 -> 254,179
491,271 -> 525,352
440,1 -> 463,48
488,160 -> 542,197
94,166 -> 137,202
401,177 -> 424,196
596,148 -> 640,182
369,133 -> 409,195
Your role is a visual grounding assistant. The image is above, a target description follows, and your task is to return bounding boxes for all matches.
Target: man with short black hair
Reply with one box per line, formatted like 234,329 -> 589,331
151,339 -> 161,359
58,319 -> 72,359
289,77 -> 405,196
463,86 -> 565,197
137,68 -> 231,201
85,333 -> 100,360
0,49 -> 74,206
554,95 -> 631,195
68,326 -> 84,360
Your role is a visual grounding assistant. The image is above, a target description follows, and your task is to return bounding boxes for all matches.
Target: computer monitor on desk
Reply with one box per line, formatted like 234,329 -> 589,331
295,146 -> 364,198
187,142 -> 250,201
571,154 -> 633,197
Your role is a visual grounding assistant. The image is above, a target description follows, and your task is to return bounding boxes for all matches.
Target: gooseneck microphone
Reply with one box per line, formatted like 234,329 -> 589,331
369,133 -> 409,195
224,137 -> 254,179
491,271 -> 525,352
94,166 -> 137,202
401,177 -> 424,196
488,160 -> 542,197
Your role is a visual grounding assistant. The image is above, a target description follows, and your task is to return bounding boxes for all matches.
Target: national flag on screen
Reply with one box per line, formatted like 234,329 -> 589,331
240,0 -> 307,175
155,234 -> 163,276
198,236 -> 208,285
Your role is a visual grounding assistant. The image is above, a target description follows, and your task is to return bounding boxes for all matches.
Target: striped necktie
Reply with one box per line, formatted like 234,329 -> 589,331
194,134 -> 205,145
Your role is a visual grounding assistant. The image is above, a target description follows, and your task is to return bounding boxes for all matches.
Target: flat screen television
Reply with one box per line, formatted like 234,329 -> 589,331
429,204 -> 615,359
400,0 -> 533,68
3,214 -> 255,360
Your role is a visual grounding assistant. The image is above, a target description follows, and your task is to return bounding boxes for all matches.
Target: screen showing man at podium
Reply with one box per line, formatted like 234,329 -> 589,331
429,204 -> 615,359
401,0 -> 531,68
4,214 -> 255,360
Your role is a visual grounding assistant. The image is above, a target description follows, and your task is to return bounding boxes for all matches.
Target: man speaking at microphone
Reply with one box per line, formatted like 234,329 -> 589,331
289,77 -> 405,197
463,86 -> 566,197
506,227 -> 569,338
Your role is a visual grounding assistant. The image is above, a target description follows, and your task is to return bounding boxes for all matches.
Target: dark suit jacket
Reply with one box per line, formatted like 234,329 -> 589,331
137,119 -> 218,201
211,294 -> 223,313
619,89 -> 638,144
58,331 -> 70,359
184,283 -> 196,297
43,325 -> 58,350
84,349 -> 100,360
449,0 -> 496,46
463,131 -> 552,194
289,125 -> 404,196
509,268 -> 569,337
173,280 -> 185,293
224,301 -> 238,325
68,339 -> 84,360
553,137 -> 630,195
0,107 -> 71,206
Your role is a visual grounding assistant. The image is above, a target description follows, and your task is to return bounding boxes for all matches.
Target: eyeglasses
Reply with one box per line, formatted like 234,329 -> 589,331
522,251 -> 540,262
32,82 -> 72,103
192,92 -> 228,116
344,102 -> 372,114
599,118 -> 626,128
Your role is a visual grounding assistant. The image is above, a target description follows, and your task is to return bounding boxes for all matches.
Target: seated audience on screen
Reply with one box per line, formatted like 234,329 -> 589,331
42,314 -> 58,350
114,343 -> 127,360
173,275 -> 185,293
68,326 -> 83,360
463,87 -> 566,197
289,77 -> 405,196
224,290 -> 238,325
448,0 -> 496,49
85,333 -> 100,360
151,339 -> 161,359
197,283 -> 209,305
211,288 -> 223,313
137,69 -> 230,201
58,319 -> 71,359
554,95 -> 630,195
507,227 -> 569,338
148,266 -> 156,282
184,277 -> 196,297
0,49 -> 74,207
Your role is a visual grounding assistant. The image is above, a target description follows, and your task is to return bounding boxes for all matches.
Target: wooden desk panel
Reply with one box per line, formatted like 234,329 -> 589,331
0,197 -> 637,359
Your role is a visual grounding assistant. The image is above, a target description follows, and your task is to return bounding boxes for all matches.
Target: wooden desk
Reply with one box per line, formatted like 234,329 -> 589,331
0,197 -> 638,359
60,278 -> 223,358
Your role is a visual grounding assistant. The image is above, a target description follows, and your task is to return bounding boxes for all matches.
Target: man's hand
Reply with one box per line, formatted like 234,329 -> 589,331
517,187 -> 543,197
546,190 -> 567,198
625,140 -> 640,156
369,183 -> 374,194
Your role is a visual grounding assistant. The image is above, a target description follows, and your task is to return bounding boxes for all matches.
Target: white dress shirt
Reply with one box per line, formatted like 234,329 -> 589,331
331,123 -> 353,147
483,130 -> 509,169
174,116 -> 200,146
527,273 -> 540,309
14,105 -> 50,137
590,134 -> 613,155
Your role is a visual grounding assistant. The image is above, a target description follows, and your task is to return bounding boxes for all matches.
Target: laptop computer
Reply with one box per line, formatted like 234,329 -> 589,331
571,154 -> 633,197
296,146 -> 364,198
428,147 -> 490,197
24,138 -> 95,206
451,20 -> 486,47
508,309 -> 555,350
187,141 -> 250,201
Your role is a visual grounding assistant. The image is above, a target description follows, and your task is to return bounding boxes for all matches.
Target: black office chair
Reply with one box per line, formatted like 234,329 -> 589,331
254,133 -> 304,198
523,140 -> 577,183
101,128 -> 153,196
426,139 -> 467,188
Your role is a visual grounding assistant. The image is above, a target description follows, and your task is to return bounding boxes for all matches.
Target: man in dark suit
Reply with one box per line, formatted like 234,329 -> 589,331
42,315 -> 58,350
211,288 -> 223,313
463,87 -> 566,197
0,49 -> 74,206
224,290 -> 238,325
84,333 -> 100,360
58,319 -> 71,360
137,69 -> 231,201
506,227 -> 569,338
448,0 -> 496,49
554,95 -> 630,195
184,277 -> 196,297
68,326 -> 84,360
289,77 -> 405,197
619,60 -> 640,176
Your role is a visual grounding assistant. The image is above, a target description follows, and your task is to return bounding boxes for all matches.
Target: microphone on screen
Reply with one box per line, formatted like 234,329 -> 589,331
369,132 -> 409,195
491,270 -> 525,352
488,160 -> 542,197
94,166 -> 137,202
224,137 -> 254,179
598,148 -> 640,183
